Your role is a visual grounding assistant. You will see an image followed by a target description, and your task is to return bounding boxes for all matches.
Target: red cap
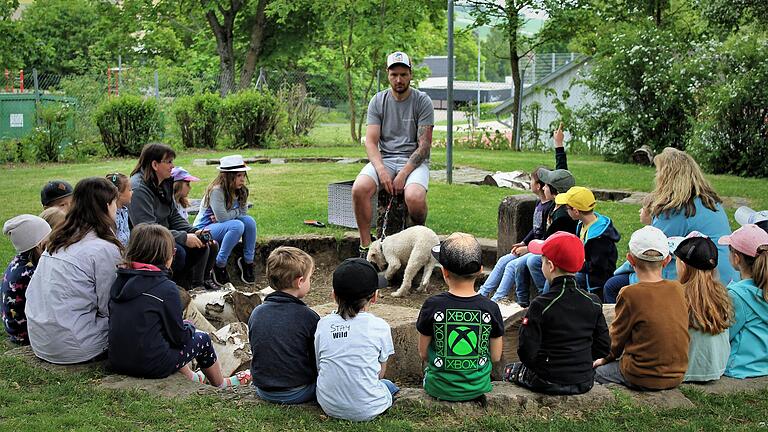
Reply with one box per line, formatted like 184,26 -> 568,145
528,231 -> 585,273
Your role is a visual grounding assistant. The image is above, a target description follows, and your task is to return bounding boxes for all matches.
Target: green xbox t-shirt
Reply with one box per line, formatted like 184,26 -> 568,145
416,292 -> 504,401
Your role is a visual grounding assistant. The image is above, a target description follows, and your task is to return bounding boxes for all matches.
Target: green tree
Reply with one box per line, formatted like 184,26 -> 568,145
463,0 -> 580,149
0,0 -> 24,69
453,30 -> 486,81
298,0 -> 443,143
192,0 -> 317,96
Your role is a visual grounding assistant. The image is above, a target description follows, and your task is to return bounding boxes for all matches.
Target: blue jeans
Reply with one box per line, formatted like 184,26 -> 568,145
479,253 -> 528,302
205,216 -> 257,267
526,254 -> 550,294
381,379 -> 400,396
603,274 -> 631,304
256,383 -> 316,405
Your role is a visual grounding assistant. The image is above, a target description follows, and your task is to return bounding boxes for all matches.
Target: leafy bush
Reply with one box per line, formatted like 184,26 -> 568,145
95,96 -> 163,156
0,139 -> 28,164
278,84 -> 321,137
223,89 -> 285,149
581,24 -> 700,161
174,93 -> 223,148
24,103 -> 73,162
687,32 -> 768,177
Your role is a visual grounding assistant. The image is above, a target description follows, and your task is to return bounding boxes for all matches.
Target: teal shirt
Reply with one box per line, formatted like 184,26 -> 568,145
614,197 -> 739,286
684,328 -> 729,382
725,278 -> 768,379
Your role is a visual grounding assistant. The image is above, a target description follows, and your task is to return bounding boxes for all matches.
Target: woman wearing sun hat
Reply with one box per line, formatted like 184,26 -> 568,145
194,155 -> 258,285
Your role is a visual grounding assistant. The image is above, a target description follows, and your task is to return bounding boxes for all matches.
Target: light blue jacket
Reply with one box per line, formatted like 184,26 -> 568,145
725,278 -> 768,379
614,197 -> 738,285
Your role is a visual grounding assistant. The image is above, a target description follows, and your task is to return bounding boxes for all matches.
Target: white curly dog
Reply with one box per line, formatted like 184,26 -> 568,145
367,225 -> 440,297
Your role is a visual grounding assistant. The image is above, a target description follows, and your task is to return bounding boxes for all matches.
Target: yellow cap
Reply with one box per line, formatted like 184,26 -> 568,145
555,186 -> 596,211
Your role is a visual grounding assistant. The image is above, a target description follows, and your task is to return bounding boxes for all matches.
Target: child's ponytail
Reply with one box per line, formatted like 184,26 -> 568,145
754,245 -> 768,300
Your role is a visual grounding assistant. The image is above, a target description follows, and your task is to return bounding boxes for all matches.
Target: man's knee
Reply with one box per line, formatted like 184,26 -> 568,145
352,176 -> 377,202
403,185 -> 427,208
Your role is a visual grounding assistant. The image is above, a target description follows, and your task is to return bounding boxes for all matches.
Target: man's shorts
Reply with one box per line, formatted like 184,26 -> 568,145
358,157 -> 429,191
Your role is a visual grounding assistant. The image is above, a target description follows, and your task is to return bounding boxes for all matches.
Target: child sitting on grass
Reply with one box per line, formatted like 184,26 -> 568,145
507,231 -> 609,395
108,223 -> 250,388
593,226 -> 689,390
418,233 -> 504,403
314,258 -> 397,421
249,246 -> 319,404
2,215 -> 51,345
671,235 -> 733,382
718,224 -> 768,378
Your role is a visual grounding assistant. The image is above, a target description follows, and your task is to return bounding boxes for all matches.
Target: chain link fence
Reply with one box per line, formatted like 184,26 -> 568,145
0,53 -> 582,151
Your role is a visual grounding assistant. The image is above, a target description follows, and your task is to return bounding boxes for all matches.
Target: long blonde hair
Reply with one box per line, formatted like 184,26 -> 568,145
649,148 -> 721,218
679,262 -> 733,334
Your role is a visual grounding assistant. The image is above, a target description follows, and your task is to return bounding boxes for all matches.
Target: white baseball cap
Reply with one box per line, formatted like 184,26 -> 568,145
629,226 -> 670,262
387,51 -> 411,69
734,206 -> 768,226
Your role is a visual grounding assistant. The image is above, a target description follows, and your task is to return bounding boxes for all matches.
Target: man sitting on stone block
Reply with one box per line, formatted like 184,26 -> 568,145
505,231 -> 610,395
417,233 -> 504,403
352,51 -> 434,258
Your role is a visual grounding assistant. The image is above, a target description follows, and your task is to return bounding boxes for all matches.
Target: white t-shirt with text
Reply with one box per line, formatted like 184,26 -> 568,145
314,311 -> 395,421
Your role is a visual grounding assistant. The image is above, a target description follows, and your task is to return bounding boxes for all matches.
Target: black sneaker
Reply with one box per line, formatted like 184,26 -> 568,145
212,265 -> 231,286
238,257 -> 255,284
203,278 -> 221,291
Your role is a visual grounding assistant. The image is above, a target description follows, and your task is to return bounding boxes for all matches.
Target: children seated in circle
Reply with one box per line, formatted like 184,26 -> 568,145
2,215 -> 51,345
670,234 -> 733,382
26,177 -> 124,364
418,233 -> 504,402
508,231 -> 609,395
106,172 -> 133,246
128,143 -> 213,291
718,224 -> 768,379
194,155 -> 258,286
249,246 -> 319,404
108,223 -> 250,387
314,258 -> 397,421
172,166 -> 220,291
40,180 -> 73,211
593,226 -> 689,390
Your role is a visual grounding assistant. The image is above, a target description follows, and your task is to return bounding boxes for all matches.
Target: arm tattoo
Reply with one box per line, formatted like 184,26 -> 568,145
409,125 -> 433,166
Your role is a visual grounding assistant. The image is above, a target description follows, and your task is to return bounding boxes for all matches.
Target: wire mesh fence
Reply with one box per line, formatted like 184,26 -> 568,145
0,52 -> 583,150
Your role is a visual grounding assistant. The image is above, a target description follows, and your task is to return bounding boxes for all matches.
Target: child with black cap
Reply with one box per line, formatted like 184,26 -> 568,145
506,231 -> 610,395
314,258 -> 397,421
40,180 -> 73,211
417,233 -> 504,402
670,234 -> 733,382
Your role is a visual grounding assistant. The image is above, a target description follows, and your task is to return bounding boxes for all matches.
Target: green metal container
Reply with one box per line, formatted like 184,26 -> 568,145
0,93 -> 76,140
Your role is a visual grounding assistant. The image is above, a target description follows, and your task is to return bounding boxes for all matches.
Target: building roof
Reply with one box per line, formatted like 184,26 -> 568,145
491,56 -> 590,115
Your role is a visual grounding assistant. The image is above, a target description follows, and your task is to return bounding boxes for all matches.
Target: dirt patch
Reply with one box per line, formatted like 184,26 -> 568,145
246,262 -> 451,310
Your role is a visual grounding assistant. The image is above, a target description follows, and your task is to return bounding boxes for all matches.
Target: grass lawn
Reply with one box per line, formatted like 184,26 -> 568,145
2,146 -> 768,431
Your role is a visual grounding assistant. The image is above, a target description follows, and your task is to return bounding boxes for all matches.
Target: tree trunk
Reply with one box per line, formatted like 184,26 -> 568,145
342,14 -> 359,144
507,15 -> 522,151
203,0 -> 242,97
238,0 -> 269,90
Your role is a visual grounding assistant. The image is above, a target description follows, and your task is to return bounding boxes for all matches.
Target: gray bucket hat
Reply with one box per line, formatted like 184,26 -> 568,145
536,168 -> 575,194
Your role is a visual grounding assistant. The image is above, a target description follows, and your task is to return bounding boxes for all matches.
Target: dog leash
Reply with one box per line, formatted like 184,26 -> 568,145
381,195 -> 395,240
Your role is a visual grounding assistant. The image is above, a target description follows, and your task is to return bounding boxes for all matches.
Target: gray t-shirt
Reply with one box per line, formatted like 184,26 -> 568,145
366,88 -> 434,158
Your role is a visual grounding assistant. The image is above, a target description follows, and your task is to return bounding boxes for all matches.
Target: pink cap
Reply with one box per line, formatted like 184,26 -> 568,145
718,224 -> 768,257
171,167 -> 200,183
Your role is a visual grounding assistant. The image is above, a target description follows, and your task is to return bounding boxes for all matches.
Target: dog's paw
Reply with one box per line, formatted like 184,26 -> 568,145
390,288 -> 407,298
